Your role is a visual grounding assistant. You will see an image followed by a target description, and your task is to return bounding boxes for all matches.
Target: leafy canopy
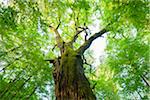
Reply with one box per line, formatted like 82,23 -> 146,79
0,0 -> 149,99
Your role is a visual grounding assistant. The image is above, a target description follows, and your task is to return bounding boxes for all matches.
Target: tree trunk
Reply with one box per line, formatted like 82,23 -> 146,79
49,24 -> 107,99
52,46 -> 96,100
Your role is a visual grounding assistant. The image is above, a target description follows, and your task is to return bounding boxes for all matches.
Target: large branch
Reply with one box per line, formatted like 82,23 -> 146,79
49,22 -> 64,54
77,28 -> 107,55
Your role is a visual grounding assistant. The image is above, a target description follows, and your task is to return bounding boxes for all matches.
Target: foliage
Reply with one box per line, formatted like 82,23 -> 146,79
0,0 -> 149,99
91,64 -> 120,100
105,29 -> 150,99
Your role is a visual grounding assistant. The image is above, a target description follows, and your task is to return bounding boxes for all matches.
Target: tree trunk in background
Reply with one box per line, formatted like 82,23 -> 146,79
52,47 -> 96,100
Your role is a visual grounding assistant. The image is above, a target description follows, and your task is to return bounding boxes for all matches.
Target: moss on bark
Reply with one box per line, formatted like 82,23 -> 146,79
52,46 -> 96,100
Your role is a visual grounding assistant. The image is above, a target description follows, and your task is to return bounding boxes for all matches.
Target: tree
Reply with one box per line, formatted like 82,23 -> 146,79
0,0 -> 149,99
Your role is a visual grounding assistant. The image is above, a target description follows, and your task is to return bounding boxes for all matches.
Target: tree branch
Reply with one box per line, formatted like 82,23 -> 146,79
70,26 -> 88,44
77,28 -> 108,54
0,46 -> 20,58
0,55 -> 23,72
45,59 -> 55,64
137,91 -> 142,99
82,55 -> 92,73
52,44 -> 57,51
49,22 -> 64,54
140,75 -> 150,87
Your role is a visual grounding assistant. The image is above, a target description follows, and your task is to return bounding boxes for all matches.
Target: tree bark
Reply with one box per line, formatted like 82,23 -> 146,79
49,25 -> 108,99
52,45 -> 96,100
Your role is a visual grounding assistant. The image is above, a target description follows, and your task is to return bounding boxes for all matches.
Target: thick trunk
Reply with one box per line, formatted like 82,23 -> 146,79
52,47 -> 96,100
49,25 -> 107,99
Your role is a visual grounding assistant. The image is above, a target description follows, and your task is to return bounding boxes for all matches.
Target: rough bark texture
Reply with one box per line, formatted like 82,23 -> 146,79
52,45 -> 96,100
49,25 -> 107,99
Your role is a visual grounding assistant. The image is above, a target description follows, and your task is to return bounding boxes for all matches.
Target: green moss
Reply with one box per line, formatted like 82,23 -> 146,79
59,45 -> 82,86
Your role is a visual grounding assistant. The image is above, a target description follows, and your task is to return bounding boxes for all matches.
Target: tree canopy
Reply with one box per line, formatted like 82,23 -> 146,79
0,0 -> 149,99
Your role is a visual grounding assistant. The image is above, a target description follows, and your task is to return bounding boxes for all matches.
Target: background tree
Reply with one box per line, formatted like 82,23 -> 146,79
0,0 -> 149,99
